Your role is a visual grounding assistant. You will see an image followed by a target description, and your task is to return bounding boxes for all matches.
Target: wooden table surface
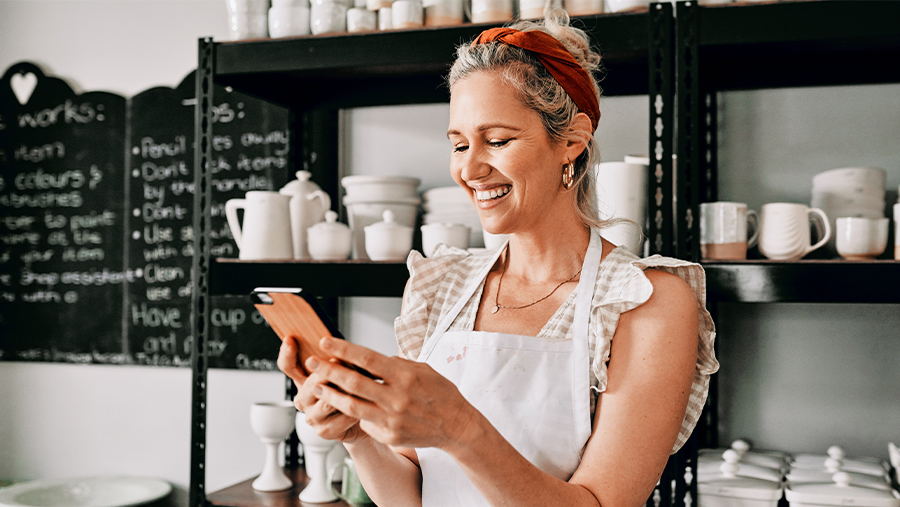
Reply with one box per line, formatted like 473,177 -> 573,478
207,468 -> 353,507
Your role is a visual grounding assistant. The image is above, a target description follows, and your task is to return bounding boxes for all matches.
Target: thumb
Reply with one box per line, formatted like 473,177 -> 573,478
277,335 -> 309,383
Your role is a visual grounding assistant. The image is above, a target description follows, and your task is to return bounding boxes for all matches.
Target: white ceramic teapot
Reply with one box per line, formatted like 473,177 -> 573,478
280,171 -> 332,260
225,191 -> 293,260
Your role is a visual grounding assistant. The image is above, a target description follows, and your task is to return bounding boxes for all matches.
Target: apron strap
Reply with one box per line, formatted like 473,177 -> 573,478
418,238 -> 508,362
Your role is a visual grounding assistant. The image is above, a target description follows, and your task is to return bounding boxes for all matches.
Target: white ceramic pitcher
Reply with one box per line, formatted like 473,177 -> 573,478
280,171 -> 331,260
225,191 -> 293,260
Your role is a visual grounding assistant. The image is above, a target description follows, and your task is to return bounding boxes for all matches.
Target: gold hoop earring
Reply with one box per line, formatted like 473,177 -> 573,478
562,163 -> 575,190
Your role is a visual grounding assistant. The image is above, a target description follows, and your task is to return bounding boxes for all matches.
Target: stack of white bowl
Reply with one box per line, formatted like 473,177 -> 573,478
810,167 -> 887,254
421,186 -> 484,248
342,175 -> 420,260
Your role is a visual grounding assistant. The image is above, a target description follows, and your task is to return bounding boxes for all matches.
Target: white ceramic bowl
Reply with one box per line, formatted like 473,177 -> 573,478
344,197 -> 419,259
364,210 -> 413,261
835,217 -> 889,260
421,223 -> 470,257
423,185 -> 471,203
342,175 -> 421,201
812,167 -> 887,191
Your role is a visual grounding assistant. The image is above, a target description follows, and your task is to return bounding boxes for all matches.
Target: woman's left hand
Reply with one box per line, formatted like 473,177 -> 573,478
305,336 -> 480,451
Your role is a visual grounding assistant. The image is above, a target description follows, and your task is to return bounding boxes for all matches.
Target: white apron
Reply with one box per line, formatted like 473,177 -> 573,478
415,229 -> 603,506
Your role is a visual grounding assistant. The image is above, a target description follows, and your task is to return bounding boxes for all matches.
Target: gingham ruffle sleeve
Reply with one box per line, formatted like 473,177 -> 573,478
393,244 -> 478,360
589,250 -> 719,454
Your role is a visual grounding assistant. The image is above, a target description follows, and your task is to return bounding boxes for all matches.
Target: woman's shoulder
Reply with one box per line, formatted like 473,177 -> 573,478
593,246 -> 708,310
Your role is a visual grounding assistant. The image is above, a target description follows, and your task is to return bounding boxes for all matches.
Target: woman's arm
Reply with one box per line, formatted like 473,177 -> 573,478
309,268 -> 699,507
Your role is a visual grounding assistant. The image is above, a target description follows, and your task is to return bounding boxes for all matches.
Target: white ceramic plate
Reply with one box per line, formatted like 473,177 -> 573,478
0,477 -> 171,507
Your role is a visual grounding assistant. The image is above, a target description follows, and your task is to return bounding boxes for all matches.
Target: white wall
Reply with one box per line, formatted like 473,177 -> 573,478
1,2 -> 899,505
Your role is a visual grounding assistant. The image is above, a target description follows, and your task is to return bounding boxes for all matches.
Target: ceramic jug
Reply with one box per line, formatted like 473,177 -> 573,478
225,191 -> 293,260
280,171 -> 332,260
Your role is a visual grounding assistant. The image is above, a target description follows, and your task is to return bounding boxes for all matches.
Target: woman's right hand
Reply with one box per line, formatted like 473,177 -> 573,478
277,335 -> 368,444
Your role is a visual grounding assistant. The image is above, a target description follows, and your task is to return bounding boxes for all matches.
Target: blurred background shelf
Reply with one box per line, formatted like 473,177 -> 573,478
704,260 -> 900,303
213,11 -> 652,108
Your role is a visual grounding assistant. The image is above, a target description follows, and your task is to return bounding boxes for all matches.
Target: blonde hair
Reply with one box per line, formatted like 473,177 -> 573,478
447,10 -> 607,229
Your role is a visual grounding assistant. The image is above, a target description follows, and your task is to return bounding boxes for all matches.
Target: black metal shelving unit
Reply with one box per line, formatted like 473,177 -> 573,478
190,2 -> 900,507
672,0 -> 900,453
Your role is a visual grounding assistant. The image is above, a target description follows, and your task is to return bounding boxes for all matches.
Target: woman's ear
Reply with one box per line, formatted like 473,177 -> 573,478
564,112 -> 594,160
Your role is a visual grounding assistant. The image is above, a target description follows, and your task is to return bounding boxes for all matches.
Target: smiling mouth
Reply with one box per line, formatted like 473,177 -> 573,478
474,185 -> 511,202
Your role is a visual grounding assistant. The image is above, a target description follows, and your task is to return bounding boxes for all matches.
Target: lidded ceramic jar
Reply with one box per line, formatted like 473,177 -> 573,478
785,472 -> 900,507
364,210 -> 412,261
791,447 -> 888,476
699,450 -> 784,483
700,440 -> 789,472
698,458 -> 784,507
307,211 -> 352,261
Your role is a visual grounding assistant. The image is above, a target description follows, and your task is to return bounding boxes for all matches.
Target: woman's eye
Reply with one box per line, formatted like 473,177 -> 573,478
453,145 -> 468,153
488,139 -> 511,148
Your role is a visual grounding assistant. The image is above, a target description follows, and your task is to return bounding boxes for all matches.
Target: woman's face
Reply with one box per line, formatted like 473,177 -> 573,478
447,70 -> 573,235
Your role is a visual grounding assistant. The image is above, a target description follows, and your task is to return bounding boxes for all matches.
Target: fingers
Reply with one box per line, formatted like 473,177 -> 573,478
306,349 -> 387,406
319,336 -> 389,379
277,336 -> 308,384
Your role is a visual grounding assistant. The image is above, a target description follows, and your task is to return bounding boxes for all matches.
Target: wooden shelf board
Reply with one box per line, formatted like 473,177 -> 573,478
206,468 -> 350,507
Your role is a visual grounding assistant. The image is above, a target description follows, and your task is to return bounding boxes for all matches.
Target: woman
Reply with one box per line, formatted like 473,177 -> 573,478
278,11 -> 718,507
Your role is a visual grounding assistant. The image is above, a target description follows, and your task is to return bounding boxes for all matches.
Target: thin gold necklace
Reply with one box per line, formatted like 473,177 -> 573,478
491,245 -> 582,314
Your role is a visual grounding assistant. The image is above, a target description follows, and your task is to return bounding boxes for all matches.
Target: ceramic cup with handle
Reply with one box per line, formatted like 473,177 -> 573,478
421,223 -> 469,257
700,202 -> 759,260
328,457 -> 374,506
758,203 -> 831,261
225,191 -> 294,260
835,217 -> 889,261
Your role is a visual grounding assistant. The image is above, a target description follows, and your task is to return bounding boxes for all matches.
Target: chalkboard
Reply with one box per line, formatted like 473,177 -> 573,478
126,72 -> 289,369
0,63 -> 291,369
0,62 -> 128,364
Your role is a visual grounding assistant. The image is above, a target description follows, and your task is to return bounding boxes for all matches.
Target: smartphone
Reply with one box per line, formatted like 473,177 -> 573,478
252,287 -> 373,378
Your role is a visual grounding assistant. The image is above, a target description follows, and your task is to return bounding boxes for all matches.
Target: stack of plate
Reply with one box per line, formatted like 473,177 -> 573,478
421,186 -> 484,248
810,167 -> 886,253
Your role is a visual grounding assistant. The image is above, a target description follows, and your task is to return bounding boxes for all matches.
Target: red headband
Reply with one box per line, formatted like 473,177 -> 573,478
473,27 -> 600,132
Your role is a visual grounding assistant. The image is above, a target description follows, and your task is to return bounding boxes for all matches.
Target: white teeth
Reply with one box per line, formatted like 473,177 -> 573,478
475,185 -> 510,201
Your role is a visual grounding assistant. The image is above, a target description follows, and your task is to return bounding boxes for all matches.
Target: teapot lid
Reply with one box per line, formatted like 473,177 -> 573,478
785,473 -> 900,507
365,210 -> 412,232
280,171 -> 320,195
309,210 -> 349,232
698,460 -> 784,501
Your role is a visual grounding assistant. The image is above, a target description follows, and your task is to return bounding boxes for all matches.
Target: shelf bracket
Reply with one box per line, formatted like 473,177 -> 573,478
190,36 -> 215,507
648,1 -> 675,257
675,0 -> 701,262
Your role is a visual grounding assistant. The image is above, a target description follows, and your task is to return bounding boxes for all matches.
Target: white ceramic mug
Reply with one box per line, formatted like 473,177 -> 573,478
391,0 -> 422,28
758,203 -> 831,261
225,191 -> 294,260
518,0 -> 546,19
895,203 -> 900,261
836,217 -> 889,261
310,0 -> 350,34
563,0 -> 603,16
347,7 -> 377,31
377,6 -> 393,29
421,223 -> 469,257
469,0 -> 512,23
226,0 -> 270,39
424,0 -> 463,26
700,202 -> 759,260
269,5 -> 311,37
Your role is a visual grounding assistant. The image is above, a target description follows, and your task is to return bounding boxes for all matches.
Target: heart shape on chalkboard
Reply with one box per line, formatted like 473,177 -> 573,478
11,71 -> 38,105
